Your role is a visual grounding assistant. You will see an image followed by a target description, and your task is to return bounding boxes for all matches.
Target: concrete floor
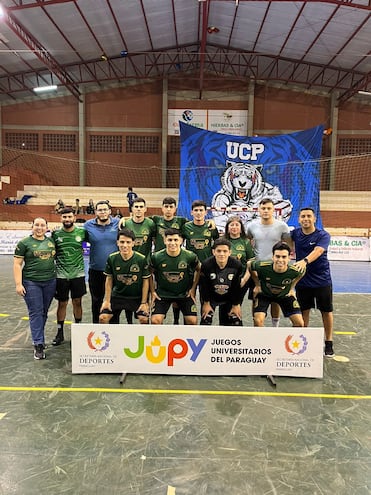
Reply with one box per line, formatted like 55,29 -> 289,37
0,255 -> 370,495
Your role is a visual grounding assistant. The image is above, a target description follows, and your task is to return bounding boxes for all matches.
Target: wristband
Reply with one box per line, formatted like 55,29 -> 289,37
303,257 -> 309,264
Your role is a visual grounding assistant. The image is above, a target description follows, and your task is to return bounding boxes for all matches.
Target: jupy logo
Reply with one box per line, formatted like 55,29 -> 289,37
87,331 -> 110,351
124,336 -> 207,366
285,334 -> 308,355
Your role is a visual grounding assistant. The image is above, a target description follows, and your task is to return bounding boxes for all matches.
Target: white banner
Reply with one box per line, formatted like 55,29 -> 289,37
71,324 -> 324,378
0,229 -> 30,254
328,236 -> 370,261
168,109 -> 207,135
208,109 -> 248,136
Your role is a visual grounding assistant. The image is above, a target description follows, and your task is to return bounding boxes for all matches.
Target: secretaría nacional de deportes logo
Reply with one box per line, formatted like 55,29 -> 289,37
285,334 -> 308,355
87,331 -> 110,351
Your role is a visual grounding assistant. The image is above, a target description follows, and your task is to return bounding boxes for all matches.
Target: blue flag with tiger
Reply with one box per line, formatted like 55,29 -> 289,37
178,122 -> 324,231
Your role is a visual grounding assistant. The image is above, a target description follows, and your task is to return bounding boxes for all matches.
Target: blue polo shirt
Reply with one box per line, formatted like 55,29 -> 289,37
84,216 -> 119,271
291,227 -> 332,288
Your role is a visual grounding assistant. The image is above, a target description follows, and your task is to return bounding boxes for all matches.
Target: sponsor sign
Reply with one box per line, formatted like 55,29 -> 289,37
208,109 -> 248,136
72,324 -> 324,378
0,230 -> 30,254
168,109 -> 207,135
328,236 -> 370,261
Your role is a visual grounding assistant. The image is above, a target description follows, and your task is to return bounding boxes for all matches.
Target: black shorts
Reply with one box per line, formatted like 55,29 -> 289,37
55,277 -> 87,301
152,296 -> 197,317
253,294 -> 301,317
296,285 -> 333,312
110,297 -> 141,314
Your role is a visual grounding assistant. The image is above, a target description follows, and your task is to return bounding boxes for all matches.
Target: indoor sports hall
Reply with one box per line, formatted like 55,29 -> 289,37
0,257 -> 371,494
0,1 -> 370,494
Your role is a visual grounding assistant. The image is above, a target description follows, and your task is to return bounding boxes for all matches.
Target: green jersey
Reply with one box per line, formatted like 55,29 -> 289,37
104,251 -> 150,299
151,215 -> 188,251
150,248 -> 199,299
120,217 -> 156,258
228,237 -> 254,270
182,221 -> 219,262
14,235 -> 56,281
251,260 -> 302,298
52,226 -> 87,279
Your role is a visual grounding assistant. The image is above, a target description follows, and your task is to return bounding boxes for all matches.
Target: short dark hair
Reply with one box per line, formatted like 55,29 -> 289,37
162,196 -> 176,206
164,228 -> 182,238
60,207 -> 74,215
191,199 -> 207,210
117,228 -> 135,241
259,198 -> 274,206
132,197 -> 146,205
95,200 -> 110,209
299,207 -> 316,214
272,241 -> 291,255
212,238 -> 231,250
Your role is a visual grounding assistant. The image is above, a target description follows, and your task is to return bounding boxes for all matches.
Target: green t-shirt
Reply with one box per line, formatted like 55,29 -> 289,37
120,218 -> 156,258
251,260 -> 302,298
228,237 -> 254,270
150,248 -> 199,298
151,215 -> 188,252
182,221 -> 219,262
104,251 -> 150,299
14,235 -> 56,281
52,226 -> 87,279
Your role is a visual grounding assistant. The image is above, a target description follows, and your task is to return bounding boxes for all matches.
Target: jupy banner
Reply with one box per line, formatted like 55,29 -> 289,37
178,122 -> 324,231
71,324 -> 324,378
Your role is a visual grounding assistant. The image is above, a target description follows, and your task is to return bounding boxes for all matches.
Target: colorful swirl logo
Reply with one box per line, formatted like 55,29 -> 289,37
285,334 -> 308,355
87,331 -> 110,351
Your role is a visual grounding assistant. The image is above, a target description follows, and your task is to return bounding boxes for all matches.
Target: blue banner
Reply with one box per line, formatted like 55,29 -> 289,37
178,122 -> 324,231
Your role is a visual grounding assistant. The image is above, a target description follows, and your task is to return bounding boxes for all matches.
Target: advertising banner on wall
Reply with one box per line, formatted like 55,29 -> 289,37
72,324 -> 324,378
328,236 -> 370,261
168,109 -> 207,135
0,230 -> 30,254
207,110 -> 248,136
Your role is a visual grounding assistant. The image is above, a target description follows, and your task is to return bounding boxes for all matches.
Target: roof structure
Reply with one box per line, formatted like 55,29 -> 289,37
0,0 -> 370,105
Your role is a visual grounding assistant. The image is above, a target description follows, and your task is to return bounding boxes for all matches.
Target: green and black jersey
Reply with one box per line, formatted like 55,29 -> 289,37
104,251 -> 150,299
251,260 -> 302,298
14,235 -> 56,281
150,248 -> 199,299
151,215 -> 188,252
182,221 -> 219,262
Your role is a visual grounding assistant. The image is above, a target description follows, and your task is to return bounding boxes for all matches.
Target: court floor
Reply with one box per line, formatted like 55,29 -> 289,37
0,255 -> 370,495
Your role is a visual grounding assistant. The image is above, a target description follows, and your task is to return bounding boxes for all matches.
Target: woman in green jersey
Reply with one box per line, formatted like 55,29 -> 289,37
14,217 -> 56,360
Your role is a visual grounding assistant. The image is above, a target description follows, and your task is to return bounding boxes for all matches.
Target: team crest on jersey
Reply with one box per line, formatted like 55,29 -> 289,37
178,261 -> 187,269
283,278 -> 292,285
191,238 -> 208,249
228,274 -> 234,280
75,236 -> 82,242
210,273 -> 216,279
130,264 -> 140,272
117,274 -> 137,285
164,271 -> 184,283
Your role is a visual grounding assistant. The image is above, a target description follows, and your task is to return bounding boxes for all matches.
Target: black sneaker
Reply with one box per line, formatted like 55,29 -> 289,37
34,344 -> 46,360
324,341 -> 335,358
52,334 -> 64,346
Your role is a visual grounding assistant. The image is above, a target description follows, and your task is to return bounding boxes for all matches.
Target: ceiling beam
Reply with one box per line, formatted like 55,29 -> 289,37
3,7 -> 81,101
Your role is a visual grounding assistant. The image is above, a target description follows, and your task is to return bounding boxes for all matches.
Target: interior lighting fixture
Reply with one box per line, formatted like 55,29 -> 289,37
358,90 -> 371,96
33,85 -> 57,93
207,26 -> 219,34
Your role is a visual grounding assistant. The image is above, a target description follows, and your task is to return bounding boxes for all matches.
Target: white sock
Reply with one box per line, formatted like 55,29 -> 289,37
272,318 -> 280,327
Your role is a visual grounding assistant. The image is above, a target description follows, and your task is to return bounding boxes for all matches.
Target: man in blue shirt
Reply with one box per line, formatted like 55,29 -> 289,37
84,201 -> 120,323
291,207 -> 335,357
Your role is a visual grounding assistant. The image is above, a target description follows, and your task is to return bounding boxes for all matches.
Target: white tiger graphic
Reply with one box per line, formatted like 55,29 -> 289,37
211,161 -> 292,232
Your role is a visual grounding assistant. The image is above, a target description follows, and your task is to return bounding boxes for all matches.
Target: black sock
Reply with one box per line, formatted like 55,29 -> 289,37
74,318 -> 82,323
57,321 -> 64,335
